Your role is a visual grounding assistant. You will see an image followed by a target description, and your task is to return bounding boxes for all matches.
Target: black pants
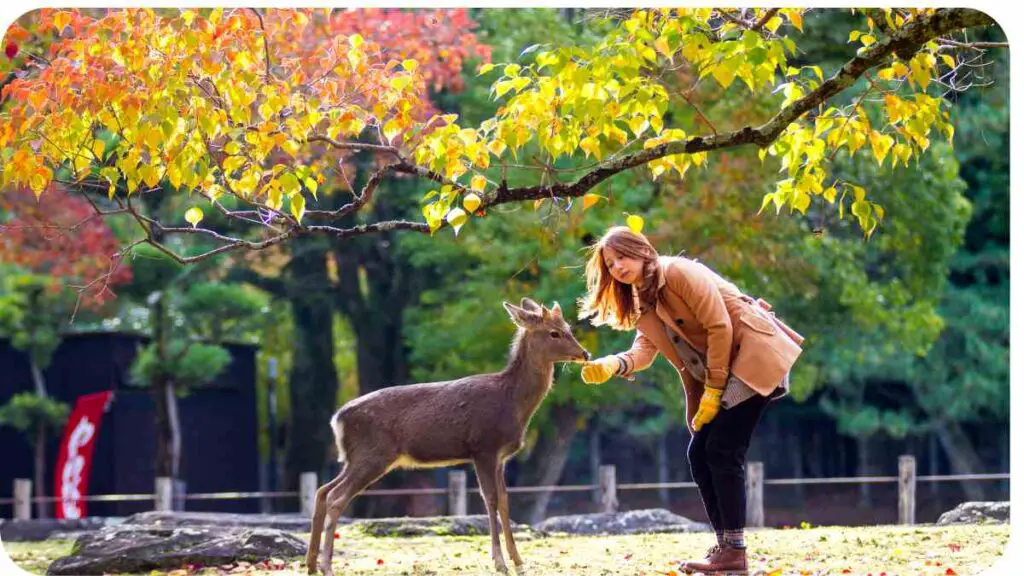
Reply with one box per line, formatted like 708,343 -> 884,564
687,393 -> 770,531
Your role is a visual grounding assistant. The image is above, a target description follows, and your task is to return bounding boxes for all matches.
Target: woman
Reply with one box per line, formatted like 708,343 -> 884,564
577,226 -> 804,575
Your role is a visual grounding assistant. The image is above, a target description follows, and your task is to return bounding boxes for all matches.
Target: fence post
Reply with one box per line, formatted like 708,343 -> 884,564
746,461 -> 764,528
448,470 -> 467,516
155,477 -> 173,512
13,479 -> 31,520
300,472 -> 318,518
899,455 -> 917,525
599,465 -> 618,513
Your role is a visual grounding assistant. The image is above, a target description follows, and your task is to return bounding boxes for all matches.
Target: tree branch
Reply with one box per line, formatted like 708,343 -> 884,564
248,8 -> 274,82
752,8 -> 781,32
305,135 -> 400,156
477,8 -> 995,210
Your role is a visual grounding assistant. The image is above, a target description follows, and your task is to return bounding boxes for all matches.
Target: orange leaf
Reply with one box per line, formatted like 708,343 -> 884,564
582,193 -> 602,210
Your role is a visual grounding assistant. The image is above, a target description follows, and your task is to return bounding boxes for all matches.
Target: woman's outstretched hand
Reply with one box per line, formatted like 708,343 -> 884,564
581,355 -> 620,384
691,387 -> 724,431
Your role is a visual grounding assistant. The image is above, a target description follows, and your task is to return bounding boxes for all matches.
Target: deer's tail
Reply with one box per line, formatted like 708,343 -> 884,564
330,409 -> 347,464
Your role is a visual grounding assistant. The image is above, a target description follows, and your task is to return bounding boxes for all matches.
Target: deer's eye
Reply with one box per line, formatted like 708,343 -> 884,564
549,330 -> 561,339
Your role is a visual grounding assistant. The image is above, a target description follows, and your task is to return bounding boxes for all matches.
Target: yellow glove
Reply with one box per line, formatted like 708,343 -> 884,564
691,387 -> 724,431
581,355 -> 621,385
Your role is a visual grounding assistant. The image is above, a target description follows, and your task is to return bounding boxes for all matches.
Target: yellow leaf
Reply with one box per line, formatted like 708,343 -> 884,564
504,64 -> 521,77
494,80 -> 515,98
848,30 -> 862,43
711,57 -> 740,89
290,193 -> 306,222
765,16 -> 783,33
471,175 -> 487,193
787,9 -> 803,32
401,59 -> 419,72
91,139 -> 106,159
383,119 -> 402,144
487,139 -> 507,157
869,131 -> 894,165
583,193 -> 602,210
860,35 -> 876,47
654,37 -> 672,58
185,206 -> 203,228
626,213 -> 644,233
628,116 -> 649,138
463,192 -> 481,213
446,207 -> 467,235
348,34 -> 364,48
941,54 -> 957,69
823,186 -> 837,203
478,63 -> 495,75
389,75 -> 412,91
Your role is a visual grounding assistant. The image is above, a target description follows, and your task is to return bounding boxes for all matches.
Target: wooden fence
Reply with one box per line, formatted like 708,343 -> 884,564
3,454 -> 1008,526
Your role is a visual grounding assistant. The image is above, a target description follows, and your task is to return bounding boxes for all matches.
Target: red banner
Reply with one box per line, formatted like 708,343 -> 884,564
53,391 -> 114,519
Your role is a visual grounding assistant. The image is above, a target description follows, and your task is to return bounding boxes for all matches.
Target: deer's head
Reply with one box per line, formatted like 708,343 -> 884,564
503,297 -> 591,364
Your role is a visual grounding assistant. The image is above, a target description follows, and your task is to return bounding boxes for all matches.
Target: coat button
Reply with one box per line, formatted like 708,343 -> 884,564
691,355 -> 700,363
675,318 -> 684,325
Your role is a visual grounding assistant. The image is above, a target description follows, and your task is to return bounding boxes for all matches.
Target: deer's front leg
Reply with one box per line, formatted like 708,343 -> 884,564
473,457 -> 508,575
495,462 -> 524,568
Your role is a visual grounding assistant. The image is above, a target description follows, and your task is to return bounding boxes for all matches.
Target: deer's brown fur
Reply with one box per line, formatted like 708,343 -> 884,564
306,298 -> 591,575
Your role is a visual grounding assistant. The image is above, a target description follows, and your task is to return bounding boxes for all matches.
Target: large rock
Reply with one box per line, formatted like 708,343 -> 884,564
533,509 -> 710,535
46,525 -> 306,575
0,517 -> 123,542
353,515 -> 538,539
124,511 -> 321,532
937,501 -> 1010,525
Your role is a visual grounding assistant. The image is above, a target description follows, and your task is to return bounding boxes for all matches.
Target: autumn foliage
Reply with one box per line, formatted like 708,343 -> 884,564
0,186 -> 131,304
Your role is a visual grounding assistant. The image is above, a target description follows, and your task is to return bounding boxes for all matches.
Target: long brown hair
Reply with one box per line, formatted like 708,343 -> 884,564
577,226 -> 661,331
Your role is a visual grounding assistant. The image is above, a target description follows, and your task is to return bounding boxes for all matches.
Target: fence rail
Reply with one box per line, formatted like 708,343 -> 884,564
4,455 -> 1008,525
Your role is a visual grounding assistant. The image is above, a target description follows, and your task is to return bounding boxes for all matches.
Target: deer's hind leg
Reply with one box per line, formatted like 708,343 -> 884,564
319,453 -> 395,576
474,455 -> 508,575
306,468 -> 346,574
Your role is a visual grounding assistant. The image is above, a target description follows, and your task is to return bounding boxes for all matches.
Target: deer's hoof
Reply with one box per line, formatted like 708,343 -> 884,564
494,563 -> 510,575
514,562 -> 530,576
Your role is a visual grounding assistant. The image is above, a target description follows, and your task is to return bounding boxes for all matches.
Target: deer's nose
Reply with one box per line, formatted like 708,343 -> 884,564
583,350 -> 592,361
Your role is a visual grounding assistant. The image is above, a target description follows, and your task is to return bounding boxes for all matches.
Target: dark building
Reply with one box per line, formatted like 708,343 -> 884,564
0,332 -> 260,517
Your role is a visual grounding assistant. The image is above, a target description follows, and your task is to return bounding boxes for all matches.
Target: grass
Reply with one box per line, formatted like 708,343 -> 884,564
1,523 -> 1011,576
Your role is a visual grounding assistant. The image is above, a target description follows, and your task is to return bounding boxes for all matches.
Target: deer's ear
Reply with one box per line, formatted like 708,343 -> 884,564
550,301 -> 563,318
520,297 -> 541,312
504,301 -> 539,328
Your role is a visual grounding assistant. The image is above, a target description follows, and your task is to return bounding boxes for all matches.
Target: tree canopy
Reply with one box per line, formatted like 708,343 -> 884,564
0,8 -> 1001,275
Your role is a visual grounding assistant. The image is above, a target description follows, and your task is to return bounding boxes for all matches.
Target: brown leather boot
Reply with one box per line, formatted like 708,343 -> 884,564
681,545 -> 748,575
678,544 -> 719,574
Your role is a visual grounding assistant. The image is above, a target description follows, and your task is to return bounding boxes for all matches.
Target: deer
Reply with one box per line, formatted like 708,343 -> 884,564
305,297 -> 591,576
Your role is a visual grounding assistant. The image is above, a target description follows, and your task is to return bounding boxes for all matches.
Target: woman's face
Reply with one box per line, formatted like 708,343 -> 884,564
602,246 -> 644,286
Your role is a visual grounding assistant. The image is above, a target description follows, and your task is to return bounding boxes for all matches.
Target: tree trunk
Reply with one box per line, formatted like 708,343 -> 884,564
935,421 -> 987,501
521,403 -> 579,525
589,421 -> 601,505
789,431 -> 804,504
657,433 -> 670,508
283,236 -> 340,492
29,360 -> 50,518
332,194 -> 423,517
34,423 -> 47,518
857,436 -> 871,506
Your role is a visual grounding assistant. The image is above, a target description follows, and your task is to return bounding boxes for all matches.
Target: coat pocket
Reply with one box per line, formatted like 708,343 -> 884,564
738,310 -> 777,336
